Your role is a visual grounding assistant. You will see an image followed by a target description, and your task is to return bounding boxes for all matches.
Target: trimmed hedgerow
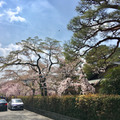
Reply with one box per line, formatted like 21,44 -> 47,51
21,94 -> 120,120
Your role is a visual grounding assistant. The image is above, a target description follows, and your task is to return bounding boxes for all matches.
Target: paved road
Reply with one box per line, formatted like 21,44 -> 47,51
0,109 -> 54,120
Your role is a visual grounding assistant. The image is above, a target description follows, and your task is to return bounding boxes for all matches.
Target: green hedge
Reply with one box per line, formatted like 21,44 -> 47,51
21,95 -> 120,120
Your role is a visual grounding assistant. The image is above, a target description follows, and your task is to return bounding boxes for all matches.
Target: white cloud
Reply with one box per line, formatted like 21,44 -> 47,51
0,1 -> 6,8
0,43 -> 21,57
9,15 -> 26,22
0,13 -> 4,17
6,6 -> 26,22
7,43 -> 21,50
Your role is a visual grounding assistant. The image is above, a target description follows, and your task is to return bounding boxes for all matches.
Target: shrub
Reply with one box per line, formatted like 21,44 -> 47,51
99,66 -> 120,95
21,94 -> 120,120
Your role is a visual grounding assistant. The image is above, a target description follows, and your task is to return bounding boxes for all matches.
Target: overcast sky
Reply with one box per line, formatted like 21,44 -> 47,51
0,0 -> 79,50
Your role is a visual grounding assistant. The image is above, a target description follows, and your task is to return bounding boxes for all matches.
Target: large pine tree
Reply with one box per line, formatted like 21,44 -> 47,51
66,0 -> 120,60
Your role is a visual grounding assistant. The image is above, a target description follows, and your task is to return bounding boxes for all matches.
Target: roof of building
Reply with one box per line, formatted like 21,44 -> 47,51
88,79 -> 102,84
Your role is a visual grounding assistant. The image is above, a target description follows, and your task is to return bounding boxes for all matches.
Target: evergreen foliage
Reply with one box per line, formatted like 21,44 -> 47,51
65,0 -> 120,60
100,66 -> 120,95
21,94 -> 120,120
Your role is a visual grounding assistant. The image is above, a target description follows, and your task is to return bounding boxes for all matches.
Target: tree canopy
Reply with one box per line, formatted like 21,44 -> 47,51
83,45 -> 120,79
99,66 -> 120,95
67,0 -> 120,59
0,36 -> 61,96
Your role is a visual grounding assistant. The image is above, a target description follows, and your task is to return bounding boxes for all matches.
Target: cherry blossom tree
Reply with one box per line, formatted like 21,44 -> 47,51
0,37 -> 61,96
57,58 -> 95,96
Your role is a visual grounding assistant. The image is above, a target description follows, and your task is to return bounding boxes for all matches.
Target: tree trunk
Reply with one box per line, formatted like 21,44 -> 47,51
32,88 -> 35,96
39,76 -> 47,96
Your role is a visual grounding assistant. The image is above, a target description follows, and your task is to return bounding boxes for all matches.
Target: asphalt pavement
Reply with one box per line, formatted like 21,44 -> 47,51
0,109 -> 54,120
